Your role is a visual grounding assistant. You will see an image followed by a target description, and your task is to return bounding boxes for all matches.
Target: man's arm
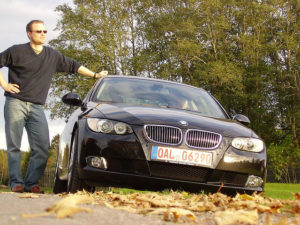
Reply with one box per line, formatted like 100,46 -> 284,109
0,70 -> 19,93
77,66 -> 108,79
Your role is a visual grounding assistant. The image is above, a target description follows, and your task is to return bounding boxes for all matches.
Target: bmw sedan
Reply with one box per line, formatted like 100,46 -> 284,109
53,75 -> 267,194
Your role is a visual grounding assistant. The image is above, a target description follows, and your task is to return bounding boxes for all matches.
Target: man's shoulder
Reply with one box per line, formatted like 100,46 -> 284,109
2,43 -> 30,55
11,43 -> 30,50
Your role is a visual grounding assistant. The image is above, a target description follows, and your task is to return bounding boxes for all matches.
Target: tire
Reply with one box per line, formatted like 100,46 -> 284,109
67,129 -> 95,193
53,160 -> 67,194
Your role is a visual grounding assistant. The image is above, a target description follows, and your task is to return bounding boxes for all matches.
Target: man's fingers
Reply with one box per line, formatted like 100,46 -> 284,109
5,83 -> 20,93
11,84 -> 19,89
100,71 -> 108,77
94,71 -> 108,79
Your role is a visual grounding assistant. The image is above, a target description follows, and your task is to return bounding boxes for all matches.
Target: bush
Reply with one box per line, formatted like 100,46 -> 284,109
267,135 -> 300,183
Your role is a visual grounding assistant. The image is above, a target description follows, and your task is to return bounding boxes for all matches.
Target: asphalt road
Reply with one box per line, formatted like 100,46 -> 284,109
0,192 -> 174,225
2,191 -> 299,225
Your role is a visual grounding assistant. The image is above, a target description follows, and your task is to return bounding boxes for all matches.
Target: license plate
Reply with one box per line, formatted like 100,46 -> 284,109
151,146 -> 213,167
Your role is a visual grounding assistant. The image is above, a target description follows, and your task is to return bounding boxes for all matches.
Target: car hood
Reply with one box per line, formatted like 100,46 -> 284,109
92,103 -> 257,138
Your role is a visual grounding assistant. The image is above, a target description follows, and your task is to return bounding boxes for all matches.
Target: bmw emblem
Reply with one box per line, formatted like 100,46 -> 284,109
179,120 -> 188,126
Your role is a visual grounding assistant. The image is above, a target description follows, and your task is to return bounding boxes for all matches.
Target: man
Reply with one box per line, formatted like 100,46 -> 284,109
0,20 -> 108,193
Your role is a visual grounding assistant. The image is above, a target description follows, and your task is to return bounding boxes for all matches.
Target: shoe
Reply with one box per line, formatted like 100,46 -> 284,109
28,186 -> 44,194
12,185 -> 24,193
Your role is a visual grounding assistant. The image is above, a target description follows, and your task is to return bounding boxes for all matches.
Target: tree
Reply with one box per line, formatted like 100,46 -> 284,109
270,0 -> 299,147
48,0 -> 299,182
47,0 -> 143,119
21,151 -> 31,179
40,134 -> 60,187
0,150 -> 8,185
268,135 -> 300,183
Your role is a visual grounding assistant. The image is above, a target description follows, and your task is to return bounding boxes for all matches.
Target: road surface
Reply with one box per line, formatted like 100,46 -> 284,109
0,192 -> 174,225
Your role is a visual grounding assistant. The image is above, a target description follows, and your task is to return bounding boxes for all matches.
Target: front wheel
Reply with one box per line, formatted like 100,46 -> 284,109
53,157 -> 67,194
67,129 -> 94,193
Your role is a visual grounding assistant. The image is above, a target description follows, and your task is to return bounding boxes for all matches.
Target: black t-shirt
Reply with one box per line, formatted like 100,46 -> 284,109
0,42 -> 81,105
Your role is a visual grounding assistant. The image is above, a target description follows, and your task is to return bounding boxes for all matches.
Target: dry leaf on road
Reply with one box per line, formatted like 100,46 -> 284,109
22,192 -> 94,219
18,193 -> 41,199
214,209 -> 258,225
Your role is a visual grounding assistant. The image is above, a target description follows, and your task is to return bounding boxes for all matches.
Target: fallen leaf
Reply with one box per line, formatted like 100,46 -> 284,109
18,193 -> 41,199
89,190 -> 300,225
103,201 -> 115,209
289,201 -> 300,213
217,182 -> 224,193
46,194 -> 94,218
214,209 -> 258,225
147,207 -> 196,222
188,201 -> 217,212
293,193 -> 300,200
239,193 -> 254,201
182,191 -> 189,197
22,192 -> 94,218
115,206 -> 137,213
171,208 -> 196,221
275,216 -> 289,225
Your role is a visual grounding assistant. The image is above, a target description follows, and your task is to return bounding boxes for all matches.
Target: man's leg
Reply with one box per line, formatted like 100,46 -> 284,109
24,103 -> 49,191
4,97 -> 26,190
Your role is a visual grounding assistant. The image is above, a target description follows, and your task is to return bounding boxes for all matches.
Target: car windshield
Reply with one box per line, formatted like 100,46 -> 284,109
93,77 -> 227,119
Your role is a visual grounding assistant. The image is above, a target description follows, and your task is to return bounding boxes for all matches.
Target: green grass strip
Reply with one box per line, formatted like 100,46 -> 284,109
264,183 -> 300,199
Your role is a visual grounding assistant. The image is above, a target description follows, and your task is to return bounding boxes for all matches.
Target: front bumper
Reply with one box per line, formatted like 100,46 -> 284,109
77,122 -> 266,194
79,165 -> 263,195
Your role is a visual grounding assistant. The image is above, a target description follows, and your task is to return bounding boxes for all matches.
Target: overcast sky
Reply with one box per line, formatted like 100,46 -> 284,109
0,0 -> 73,150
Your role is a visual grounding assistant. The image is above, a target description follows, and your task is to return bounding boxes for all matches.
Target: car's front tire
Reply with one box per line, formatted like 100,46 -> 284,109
67,129 -> 94,193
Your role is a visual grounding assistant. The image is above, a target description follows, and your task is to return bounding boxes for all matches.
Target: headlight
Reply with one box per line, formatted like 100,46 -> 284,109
97,119 -> 114,133
231,137 -> 264,152
87,118 -> 133,134
114,122 -> 128,134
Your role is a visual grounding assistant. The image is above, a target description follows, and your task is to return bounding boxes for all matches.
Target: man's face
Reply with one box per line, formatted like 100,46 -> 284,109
27,22 -> 47,45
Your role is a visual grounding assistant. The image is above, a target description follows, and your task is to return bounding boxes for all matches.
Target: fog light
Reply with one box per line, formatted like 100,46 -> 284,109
246,175 -> 263,187
87,157 -> 108,170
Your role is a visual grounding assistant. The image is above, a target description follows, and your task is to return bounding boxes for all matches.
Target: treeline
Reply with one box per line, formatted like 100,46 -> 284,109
46,0 -> 298,183
0,135 -> 59,188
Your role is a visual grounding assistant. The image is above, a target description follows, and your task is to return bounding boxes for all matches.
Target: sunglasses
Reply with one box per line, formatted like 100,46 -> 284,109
31,30 -> 48,34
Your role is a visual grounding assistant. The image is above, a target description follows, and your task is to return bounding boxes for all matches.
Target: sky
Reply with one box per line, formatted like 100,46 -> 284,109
0,0 -> 74,150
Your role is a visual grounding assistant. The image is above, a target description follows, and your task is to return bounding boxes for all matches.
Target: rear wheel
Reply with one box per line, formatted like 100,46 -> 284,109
67,129 -> 95,193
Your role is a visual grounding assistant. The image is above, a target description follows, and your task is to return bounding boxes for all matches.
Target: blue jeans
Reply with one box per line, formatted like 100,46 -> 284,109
4,96 -> 49,190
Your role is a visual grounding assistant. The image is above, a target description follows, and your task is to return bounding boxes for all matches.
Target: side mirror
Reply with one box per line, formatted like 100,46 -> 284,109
62,92 -> 82,106
233,114 -> 251,125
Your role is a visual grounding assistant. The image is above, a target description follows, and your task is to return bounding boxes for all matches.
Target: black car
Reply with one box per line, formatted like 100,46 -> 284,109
53,75 -> 267,194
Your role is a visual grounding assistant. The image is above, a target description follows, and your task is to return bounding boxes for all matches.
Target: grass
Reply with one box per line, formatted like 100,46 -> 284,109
0,183 -> 299,200
0,185 -> 11,192
110,184 -> 300,200
264,183 -> 300,200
